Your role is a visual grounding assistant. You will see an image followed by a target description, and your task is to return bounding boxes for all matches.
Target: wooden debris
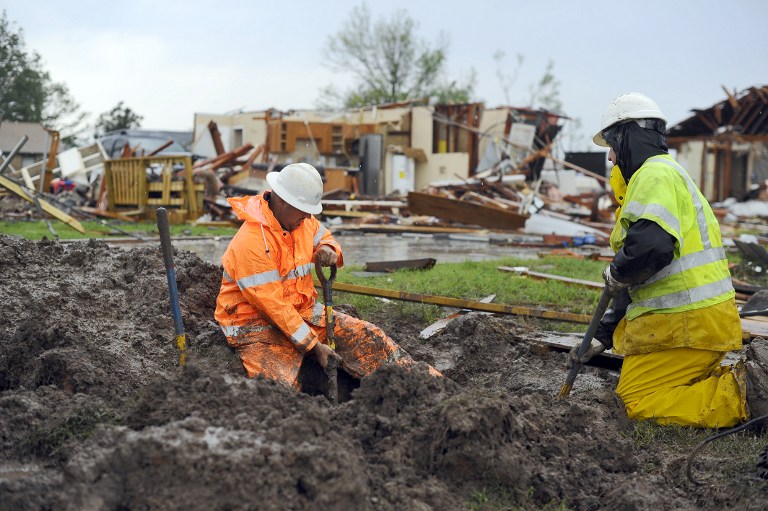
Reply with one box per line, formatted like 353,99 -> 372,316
498,266 -> 604,289
407,191 -> 527,231
0,174 -> 85,233
363,258 -> 436,273
315,280 -> 592,324
419,295 -> 495,339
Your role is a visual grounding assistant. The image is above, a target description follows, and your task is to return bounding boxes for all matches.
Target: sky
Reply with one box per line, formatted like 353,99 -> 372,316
4,0 -> 768,151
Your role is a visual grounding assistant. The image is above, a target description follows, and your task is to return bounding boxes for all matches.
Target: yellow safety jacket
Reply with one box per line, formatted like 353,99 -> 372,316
215,194 -> 342,353
609,155 -> 742,355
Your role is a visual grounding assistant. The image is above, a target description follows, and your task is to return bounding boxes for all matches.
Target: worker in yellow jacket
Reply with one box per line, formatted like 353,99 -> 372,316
568,92 -> 768,428
215,163 -> 437,388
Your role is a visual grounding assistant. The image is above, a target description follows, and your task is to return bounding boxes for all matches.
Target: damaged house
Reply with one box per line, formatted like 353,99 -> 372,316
191,101 -> 567,199
668,85 -> 768,202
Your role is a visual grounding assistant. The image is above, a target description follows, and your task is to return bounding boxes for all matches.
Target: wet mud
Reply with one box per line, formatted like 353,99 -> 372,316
0,235 -> 765,510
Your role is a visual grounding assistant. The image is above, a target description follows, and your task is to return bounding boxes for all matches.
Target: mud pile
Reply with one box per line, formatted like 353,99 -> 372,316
0,235 -> 763,510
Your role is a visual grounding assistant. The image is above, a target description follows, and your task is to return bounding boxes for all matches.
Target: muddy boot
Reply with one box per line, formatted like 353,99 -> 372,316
745,338 -> 768,427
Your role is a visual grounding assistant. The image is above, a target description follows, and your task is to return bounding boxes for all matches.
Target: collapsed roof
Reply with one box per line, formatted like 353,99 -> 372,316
668,85 -> 768,138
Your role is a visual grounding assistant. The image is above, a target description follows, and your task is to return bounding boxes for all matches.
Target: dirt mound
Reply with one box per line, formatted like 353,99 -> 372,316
0,234 -> 761,510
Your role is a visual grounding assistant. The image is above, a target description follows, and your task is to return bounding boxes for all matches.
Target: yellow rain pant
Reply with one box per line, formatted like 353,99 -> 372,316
615,347 -> 748,428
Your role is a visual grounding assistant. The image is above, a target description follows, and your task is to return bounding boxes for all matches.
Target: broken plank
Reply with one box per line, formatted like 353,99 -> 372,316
0,174 -> 85,233
315,280 -> 591,324
407,191 -> 527,231
419,295 -> 495,339
743,318 -> 768,339
78,206 -> 138,222
498,266 -> 604,289
364,258 -> 436,273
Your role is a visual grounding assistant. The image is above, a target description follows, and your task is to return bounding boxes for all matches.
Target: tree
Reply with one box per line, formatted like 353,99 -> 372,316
320,3 -> 474,108
0,11 -> 86,144
94,101 -> 143,138
494,50 -> 562,113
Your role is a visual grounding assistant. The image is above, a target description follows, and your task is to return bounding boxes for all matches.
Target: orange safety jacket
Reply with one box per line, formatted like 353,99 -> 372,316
215,193 -> 343,353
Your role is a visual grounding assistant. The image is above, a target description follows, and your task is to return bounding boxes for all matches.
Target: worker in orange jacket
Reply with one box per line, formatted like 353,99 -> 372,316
215,162 -> 437,388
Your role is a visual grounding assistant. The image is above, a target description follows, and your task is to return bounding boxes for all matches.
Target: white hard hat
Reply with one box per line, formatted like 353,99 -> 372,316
593,92 -> 667,147
266,163 -> 324,215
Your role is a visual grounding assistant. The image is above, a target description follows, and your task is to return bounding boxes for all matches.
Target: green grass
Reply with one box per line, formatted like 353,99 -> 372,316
331,256 -> 607,325
0,219 -> 239,240
626,420 -> 766,484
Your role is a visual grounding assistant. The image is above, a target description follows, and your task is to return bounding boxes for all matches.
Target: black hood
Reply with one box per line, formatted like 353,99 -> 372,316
603,120 -> 668,184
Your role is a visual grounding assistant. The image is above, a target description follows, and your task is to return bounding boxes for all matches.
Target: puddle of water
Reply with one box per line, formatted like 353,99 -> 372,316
172,232 -> 542,267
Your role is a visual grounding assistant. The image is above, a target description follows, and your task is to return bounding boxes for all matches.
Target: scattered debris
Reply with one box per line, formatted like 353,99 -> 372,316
363,258 -> 436,273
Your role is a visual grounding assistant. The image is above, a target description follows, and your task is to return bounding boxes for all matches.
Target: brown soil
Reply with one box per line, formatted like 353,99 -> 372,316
0,234 -> 766,510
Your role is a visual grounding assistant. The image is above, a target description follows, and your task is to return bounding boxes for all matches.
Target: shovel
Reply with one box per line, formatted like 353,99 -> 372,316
315,261 -> 339,403
156,208 -> 187,367
558,287 -> 613,399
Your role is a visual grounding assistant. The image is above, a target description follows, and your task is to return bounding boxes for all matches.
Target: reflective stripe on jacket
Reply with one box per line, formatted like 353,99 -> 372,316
610,155 -> 734,320
214,194 -> 342,352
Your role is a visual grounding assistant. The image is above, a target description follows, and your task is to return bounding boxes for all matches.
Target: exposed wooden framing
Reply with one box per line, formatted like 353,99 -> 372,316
407,191 -> 527,231
755,86 -> 768,103
694,110 -> 719,133
722,85 -> 740,110
207,120 -> 226,155
316,280 -> 593,324
731,94 -> 755,128
194,143 -> 254,170
746,107 -> 768,135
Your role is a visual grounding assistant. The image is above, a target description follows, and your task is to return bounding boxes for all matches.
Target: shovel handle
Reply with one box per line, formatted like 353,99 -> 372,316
558,287 -> 613,398
156,208 -> 187,367
315,261 -> 337,349
315,260 -> 337,285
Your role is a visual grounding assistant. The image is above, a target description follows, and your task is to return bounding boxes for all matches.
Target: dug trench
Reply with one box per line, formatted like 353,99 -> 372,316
0,235 -> 765,510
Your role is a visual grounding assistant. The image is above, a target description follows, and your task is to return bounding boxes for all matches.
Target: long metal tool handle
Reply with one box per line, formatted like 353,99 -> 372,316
558,287 -> 613,399
156,208 -> 187,367
315,261 -> 337,349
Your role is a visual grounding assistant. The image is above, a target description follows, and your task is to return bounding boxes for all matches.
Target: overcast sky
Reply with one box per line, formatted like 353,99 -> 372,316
4,0 -> 767,150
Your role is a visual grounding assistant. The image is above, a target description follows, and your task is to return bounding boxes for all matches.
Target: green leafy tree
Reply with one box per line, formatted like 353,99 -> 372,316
320,3 -> 474,108
94,101 -> 143,138
0,11 -> 86,144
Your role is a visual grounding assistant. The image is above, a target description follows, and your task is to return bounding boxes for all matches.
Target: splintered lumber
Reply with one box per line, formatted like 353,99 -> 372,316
407,192 -> 527,231
314,280 -> 592,324
534,332 -> 742,368
419,295 -> 495,339
363,258 -> 436,273
78,206 -> 138,222
498,266 -> 604,289
0,174 -> 85,233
